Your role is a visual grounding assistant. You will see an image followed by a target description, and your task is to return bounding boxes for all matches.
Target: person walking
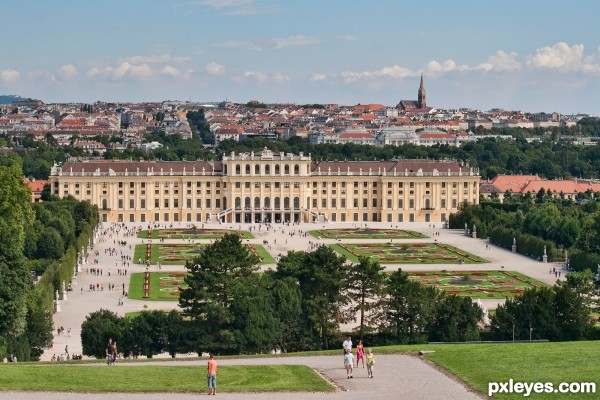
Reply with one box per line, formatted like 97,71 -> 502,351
342,336 -> 352,367
344,349 -> 354,379
366,348 -> 375,378
356,340 -> 365,368
207,354 -> 217,395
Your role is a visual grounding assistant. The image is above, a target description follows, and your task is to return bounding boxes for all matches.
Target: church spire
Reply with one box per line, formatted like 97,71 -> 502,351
418,74 -> 426,109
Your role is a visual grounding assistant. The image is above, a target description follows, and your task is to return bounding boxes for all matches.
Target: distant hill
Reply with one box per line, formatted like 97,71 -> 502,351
0,95 -> 27,104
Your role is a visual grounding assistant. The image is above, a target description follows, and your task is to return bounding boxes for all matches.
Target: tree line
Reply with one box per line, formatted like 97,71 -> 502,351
0,163 -> 98,361
450,192 -> 600,271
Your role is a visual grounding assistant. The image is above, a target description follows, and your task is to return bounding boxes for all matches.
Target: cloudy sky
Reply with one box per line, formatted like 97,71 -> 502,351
1,0 -> 599,113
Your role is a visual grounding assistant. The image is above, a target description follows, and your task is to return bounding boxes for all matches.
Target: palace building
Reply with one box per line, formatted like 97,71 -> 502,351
49,149 -> 479,224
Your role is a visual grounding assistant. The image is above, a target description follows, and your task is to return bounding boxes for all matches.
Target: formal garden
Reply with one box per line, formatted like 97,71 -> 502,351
330,242 -> 488,263
309,227 -> 427,239
133,243 -> 275,265
137,228 -> 253,239
128,272 -> 188,301
408,270 -> 546,299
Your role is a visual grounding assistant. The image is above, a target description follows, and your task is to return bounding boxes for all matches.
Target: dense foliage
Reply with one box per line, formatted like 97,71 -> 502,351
450,193 -> 600,271
0,160 -> 98,361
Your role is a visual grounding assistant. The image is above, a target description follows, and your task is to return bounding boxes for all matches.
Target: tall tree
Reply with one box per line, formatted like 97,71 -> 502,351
275,246 -> 349,349
179,233 -> 259,354
380,270 -> 437,344
347,256 -> 385,339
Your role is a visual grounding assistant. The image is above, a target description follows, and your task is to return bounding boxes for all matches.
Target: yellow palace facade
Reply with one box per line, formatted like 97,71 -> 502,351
49,149 -> 480,224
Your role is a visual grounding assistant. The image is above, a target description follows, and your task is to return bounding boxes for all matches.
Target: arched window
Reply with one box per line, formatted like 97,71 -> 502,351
235,164 -> 241,175
224,165 -> 228,175
293,197 -> 300,208
102,199 -> 108,210
265,165 -> 271,175
425,199 -> 431,209
222,197 -> 227,210
245,164 -> 251,175
254,197 -> 261,209
275,164 -> 280,174
255,164 -> 260,175
306,197 -> 310,209
284,165 -> 290,174
235,197 -> 241,208
244,197 -> 251,208
274,197 -> 281,209
284,197 -> 290,209
294,164 -> 300,175
264,197 -> 271,208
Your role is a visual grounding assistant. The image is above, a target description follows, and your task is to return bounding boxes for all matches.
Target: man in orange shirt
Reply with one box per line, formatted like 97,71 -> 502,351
207,354 -> 217,395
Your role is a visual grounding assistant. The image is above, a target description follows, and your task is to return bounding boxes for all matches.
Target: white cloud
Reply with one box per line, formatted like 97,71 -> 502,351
56,64 -> 79,80
310,73 -> 327,81
425,59 -> 469,76
204,62 -> 226,75
88,62 -> 153,80
340,65 -> 417,82
477,50 -> 521,72
252,35 -> 320,51
235,70 -> 289,84
527,42 -> 584,72
161,65 -> 181,78
0,69 -> 20,83
122,54 -> 190,64
212,40 -> 247,48
190,0 -> 271,15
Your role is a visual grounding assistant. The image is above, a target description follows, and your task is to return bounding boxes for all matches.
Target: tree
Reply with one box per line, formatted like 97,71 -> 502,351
230,274 -> 280,354
0,165 -> 34,262
179,233 -> 259,354
268,274 -> 314,352
428,294 -> 481,342
347,256 -> 385,339
380,270 -> 437,344
81,309 -> 125,358
275,246 -> 349,349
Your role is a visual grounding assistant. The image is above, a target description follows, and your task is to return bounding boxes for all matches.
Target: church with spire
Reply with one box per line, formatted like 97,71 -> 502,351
396,74 -> 428,111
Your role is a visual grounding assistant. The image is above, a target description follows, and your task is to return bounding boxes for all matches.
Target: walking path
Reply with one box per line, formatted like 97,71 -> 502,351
6,354 -> 483,400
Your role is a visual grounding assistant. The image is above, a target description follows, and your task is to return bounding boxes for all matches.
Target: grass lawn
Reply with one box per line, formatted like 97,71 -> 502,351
330,242 -> 488,264
128,272 -> 188,301
138,228 -> 253,239
0,364 -> 333,393
134,243 -> 275,265
409,270 -> 547,299
423,341 -> 600,399
308,228 -> 427,239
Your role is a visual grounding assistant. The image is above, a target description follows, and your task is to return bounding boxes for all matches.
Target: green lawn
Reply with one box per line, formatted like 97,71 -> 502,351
128,272 -> 188,301
308,228 -> 428,239
134,243 -> 275,265
330,242 -> 488,264
0,364 -> 333,393
424,341 -> 600,399
409,270 -> 547,299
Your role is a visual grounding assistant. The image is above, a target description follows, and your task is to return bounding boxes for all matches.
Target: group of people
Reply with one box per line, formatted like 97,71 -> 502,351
342,336 -> 375,379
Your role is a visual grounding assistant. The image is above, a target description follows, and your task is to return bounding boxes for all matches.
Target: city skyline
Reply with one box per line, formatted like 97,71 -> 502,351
1,0 -> 599,114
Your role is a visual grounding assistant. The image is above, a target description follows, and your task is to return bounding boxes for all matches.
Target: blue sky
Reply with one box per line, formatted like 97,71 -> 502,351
1,0 -> 599,113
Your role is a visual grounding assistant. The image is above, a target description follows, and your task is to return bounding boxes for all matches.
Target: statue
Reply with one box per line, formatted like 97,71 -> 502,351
55,290 -> 59,301
513,237 -> 516,246
544,246 -> 547,256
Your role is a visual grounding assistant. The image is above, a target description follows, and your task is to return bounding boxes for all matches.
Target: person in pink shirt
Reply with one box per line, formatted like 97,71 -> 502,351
207,354 -> 217,395
356,340 -> 365,368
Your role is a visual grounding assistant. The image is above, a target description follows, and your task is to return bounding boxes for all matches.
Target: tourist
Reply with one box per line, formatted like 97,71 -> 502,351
342,336 -> 353,356
344,349 -> 354,378
106,338 -> 114,365
366,348 -> 375,378
207,353 -> 217,395
356,340 -> 365,368
112,340 -> 118,364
